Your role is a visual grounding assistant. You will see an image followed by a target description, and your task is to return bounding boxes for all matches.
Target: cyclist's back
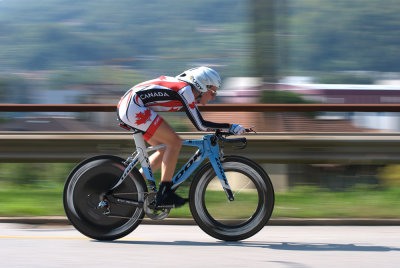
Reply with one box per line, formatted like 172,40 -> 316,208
131,75 -> 193,112
118,75 -> 231,140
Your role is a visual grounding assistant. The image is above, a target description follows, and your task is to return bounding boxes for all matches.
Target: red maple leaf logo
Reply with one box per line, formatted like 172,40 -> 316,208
188,101 -> 196,109
168,107 -> 180,112
135,109 -> 152,125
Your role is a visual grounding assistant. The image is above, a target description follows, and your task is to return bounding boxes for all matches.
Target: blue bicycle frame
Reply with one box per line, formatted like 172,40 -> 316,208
111,132 -> 234,201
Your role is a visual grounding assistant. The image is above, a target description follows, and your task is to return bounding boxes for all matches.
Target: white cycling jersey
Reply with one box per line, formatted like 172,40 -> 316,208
117,76 -> 230,140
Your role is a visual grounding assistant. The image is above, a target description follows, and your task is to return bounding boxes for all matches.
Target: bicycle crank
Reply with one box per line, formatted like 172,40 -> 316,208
143,193 -> 171,220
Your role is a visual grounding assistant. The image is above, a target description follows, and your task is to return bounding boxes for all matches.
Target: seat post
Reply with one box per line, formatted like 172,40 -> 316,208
133,133 -> 149,165
132,132 -> 157,191
133,132 -> 154,174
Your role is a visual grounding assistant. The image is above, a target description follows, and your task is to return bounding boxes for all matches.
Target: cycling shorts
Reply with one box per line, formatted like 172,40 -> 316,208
117,91 -> 164,141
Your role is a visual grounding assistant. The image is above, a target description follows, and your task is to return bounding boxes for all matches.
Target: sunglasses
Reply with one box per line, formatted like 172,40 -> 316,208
207,86 -> 218,96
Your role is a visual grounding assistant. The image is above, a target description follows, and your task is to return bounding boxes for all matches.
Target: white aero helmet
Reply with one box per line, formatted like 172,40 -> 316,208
176,66 -> 221,93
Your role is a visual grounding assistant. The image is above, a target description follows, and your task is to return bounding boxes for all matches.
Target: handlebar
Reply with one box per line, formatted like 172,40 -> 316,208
212,128 -> 254,149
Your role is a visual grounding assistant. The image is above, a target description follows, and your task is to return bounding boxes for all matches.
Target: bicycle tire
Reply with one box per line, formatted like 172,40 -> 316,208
63,155 -> 147,240
189,155 -> 274,241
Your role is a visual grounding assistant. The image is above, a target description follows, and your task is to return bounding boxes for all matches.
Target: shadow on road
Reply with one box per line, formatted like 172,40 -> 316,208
94,240 -> 400,252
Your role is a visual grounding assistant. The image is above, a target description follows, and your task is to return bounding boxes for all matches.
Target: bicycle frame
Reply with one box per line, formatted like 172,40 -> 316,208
109,132 -> 234,201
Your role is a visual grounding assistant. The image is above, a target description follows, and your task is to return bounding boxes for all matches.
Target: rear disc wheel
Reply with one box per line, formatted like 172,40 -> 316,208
63,156 -> 147,240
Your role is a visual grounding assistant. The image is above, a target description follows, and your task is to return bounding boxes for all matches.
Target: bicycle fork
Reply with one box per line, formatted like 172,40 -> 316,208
206,136 -> 235,201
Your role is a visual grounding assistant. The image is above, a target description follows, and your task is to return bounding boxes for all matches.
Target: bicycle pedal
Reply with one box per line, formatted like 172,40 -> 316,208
155,204 -> 175,209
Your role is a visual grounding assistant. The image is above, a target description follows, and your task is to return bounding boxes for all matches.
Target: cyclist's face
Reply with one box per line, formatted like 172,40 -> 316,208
199,86 -> 217,105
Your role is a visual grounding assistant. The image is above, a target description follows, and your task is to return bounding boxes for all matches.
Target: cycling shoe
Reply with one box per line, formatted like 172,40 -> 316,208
155,182 -> 188,208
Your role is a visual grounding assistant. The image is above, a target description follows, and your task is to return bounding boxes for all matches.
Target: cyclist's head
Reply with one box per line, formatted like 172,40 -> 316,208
176,66 -> 221,93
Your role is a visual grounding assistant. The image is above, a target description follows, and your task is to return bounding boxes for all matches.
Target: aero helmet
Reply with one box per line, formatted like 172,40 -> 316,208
176,66 -> 221,93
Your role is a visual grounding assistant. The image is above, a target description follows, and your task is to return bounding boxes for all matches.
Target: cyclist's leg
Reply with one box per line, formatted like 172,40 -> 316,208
118,93 -> 173,179
147,121 -> 182,182
117,95 -> 186,207
143,142 -> 165,176
146,121 -> 186,207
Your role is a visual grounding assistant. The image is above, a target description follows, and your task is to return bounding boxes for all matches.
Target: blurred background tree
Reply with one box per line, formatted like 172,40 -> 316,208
1,0 -> 400,78
251,0 -> 277,82
0,0 -> 252,77
287,0 -> 400,73
315,73 -> 375,84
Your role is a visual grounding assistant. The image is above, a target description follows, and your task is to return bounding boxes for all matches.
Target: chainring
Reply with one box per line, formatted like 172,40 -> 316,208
143,193 -> 171,220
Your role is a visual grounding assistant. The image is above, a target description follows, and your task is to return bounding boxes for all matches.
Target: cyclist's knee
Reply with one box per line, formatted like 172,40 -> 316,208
175,137 -> 183,150
148,121 -> 182,151
158,147 -> 166,154
166,135 -> 182,152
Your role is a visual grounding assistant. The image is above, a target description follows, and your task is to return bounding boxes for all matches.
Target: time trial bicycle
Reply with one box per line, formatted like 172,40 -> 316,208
63,129 -> 274,241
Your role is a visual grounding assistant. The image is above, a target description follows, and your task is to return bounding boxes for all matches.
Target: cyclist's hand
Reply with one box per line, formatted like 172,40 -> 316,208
230,124 -> 246,135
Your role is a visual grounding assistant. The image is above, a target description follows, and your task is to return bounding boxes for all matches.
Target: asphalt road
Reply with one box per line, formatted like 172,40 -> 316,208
0,224 -> 399,268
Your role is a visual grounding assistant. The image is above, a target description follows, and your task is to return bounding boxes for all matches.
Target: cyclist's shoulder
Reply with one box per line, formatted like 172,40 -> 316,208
133,76 -> 190,91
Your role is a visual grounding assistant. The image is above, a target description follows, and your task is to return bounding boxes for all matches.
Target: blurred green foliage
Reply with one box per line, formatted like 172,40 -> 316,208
0,74 -> 30,103
0,186 -> 63,216
1,0 -> 400,78
48,66 -> 146,90
0,80 -> 5,101
1,183 -> 399,218
0,163 -> 75,187
0,162 -> 399,218
287,0 -> 400,73
378,165 -> 400,187
316,73 -> 375,84
252,0 -> 276,81
0,0 -> 252,77
273,185 -> 400,219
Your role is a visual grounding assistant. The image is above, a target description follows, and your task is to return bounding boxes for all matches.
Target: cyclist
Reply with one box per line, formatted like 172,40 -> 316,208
117,66 -> 246,208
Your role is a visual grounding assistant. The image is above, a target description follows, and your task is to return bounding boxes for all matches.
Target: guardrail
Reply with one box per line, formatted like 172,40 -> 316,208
1,104 -> 400,164
2,103 -> 400,112
0,132 -> 400,164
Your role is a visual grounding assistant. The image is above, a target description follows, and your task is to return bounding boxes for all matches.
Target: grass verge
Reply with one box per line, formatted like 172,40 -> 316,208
0,185 -> 399,218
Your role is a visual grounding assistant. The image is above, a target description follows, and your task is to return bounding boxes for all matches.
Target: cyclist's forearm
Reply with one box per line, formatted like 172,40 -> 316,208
184,107 -> 230,131
201,120 -> 230,131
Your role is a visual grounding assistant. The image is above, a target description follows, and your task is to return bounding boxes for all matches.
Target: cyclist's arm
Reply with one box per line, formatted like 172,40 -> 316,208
188,105 -> 230,131
178,87 -> 230,132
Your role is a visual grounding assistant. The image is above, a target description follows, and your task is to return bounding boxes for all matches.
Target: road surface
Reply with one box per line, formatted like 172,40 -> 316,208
0,224 -> 399,267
